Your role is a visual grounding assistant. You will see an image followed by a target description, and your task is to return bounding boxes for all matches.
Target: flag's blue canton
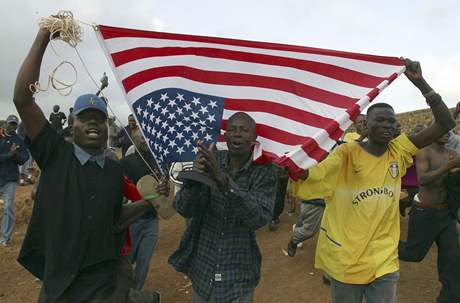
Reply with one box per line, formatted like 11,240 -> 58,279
133,88 -> 224,171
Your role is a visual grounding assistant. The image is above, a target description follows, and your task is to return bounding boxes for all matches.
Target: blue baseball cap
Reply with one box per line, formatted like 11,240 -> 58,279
6,114 -> 19,125
73,94 -> 108,117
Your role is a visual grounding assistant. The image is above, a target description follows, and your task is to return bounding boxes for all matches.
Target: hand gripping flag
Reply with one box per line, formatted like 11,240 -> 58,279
96,25 -> 405,177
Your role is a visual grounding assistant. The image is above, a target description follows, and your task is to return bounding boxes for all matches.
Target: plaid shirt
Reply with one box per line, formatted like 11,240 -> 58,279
169,150 -> 279,302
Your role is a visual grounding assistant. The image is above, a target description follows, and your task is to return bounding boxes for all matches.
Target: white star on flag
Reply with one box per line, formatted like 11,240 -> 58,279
176,93 -> 185,101
160,93 -> 168,101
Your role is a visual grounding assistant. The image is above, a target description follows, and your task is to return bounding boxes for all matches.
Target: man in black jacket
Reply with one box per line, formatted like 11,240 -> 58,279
0,114 -> 29,246
14,23 -> 166,303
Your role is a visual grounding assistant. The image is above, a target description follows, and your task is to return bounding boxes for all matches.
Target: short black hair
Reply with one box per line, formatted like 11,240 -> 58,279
366,103 -> 394,116
228,112 -> 256,131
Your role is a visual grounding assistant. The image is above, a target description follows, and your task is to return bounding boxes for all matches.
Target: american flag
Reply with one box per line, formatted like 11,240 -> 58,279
96,25 -> 405,177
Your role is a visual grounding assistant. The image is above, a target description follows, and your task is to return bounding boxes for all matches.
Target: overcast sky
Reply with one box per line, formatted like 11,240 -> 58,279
1,0 -> 459,124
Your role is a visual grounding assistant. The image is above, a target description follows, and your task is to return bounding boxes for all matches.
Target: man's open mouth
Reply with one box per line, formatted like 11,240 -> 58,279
86,128 -> 100,139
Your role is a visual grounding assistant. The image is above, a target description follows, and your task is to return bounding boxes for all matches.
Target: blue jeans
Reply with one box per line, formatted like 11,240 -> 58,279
129,216 -> 159,290
330,271 -> 399,303
0,182 -> 17,242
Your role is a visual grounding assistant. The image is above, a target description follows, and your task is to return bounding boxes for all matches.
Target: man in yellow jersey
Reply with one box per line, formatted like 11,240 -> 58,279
297,59 -> 455,303
399,132 -> 460,302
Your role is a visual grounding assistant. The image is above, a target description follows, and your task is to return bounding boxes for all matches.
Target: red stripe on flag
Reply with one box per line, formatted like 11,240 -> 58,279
111,47 -> 389,88
122,66 -> 357,108
299,138 -> 329,161
346,104 -> 362,122
274,156 -> 309,180
99,25 -> 404,66
253,149 -> 283,164
367,87 -> 380,102
387,72 -> 399,84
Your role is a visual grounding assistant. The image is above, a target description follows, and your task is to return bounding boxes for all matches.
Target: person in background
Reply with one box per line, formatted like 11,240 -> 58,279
17,122 -> 35,186
286,177 -> 328,257
399,124 -> 425,216
48,104 -> 66,133
115,114 -> 140,157
399,129 -> 460,302
445,101 -> 460,152
108,116 -> 121,148
343,114 -> 366,142
268,169 -> 289,231
0,114 -> 29,246
61,112 -> 74,139
120,134 -> 161,293
68,107 -> 73,124
0,120 -> 7,131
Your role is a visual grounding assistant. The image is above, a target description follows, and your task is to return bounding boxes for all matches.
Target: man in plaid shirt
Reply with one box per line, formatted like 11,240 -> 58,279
169,112 -> 279,303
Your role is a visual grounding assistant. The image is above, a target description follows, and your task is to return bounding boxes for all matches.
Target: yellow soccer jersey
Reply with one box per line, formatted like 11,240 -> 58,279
343,132 -> 361,143
308,134 -> 418,284
292,152 -> 338,201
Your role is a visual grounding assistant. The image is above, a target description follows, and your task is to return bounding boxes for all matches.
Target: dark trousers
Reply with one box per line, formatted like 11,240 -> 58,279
399,206 -> 460,303
38,257 -> 158,303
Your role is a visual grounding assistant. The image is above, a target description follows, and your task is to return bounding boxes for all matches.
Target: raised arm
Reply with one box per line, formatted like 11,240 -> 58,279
404,59 -> 456,148
13,28 -> 51,141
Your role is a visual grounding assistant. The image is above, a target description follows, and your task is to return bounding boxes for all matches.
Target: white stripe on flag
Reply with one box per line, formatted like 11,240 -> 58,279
115,55 -> 371,99
104,37 -> 403,77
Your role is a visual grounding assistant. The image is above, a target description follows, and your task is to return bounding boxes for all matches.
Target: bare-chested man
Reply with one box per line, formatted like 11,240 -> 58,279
399,132 -> 460,303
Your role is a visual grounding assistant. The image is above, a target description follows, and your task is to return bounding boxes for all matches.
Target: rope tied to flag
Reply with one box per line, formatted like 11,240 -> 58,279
29,10 -> 82,96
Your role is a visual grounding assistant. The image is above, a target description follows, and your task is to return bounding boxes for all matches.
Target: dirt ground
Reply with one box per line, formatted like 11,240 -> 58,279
0,184 -> 455,303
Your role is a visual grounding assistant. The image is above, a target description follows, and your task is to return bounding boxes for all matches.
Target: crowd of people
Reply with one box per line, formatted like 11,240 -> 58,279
1,20 -> 460,303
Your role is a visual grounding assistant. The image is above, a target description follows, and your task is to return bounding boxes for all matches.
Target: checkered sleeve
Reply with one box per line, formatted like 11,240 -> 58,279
174,180 -> 210,218
224,165 -> 279,230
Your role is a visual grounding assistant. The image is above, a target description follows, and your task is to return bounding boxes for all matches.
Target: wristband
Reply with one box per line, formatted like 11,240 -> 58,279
426,93 -> 442,107
423,89 -> 436,99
